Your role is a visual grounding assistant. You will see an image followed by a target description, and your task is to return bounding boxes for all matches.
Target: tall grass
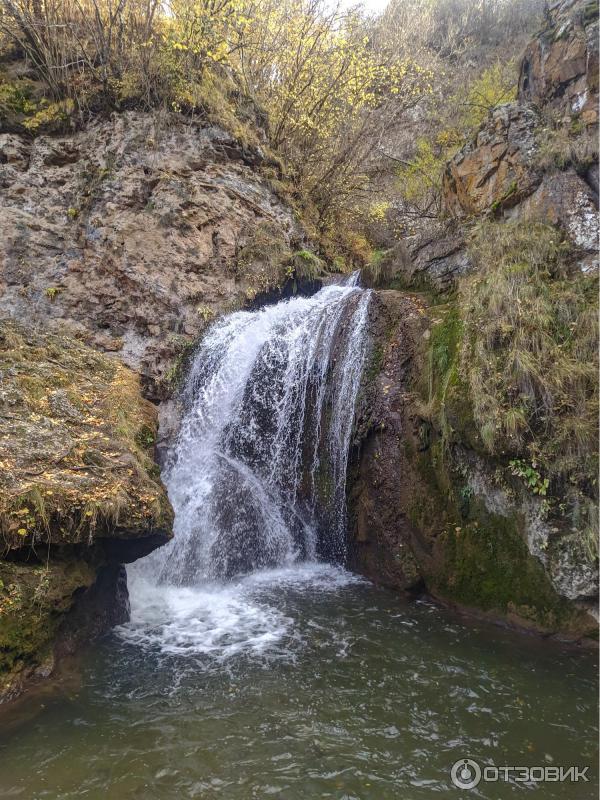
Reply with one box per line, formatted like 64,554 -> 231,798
460,220 -> 598,499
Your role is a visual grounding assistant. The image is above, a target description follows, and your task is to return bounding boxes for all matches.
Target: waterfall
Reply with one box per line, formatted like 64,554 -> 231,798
152,276 -> 370,585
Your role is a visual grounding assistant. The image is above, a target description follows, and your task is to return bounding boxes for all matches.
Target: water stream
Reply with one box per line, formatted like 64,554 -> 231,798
150,273 -> 370,583
0,279 -> 597,798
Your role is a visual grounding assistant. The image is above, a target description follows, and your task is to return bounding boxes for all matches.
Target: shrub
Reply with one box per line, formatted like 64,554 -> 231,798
0,0 -> 431,235
394,60 -> 518,221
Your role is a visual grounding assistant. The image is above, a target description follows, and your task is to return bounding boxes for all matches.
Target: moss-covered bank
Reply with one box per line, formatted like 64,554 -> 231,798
0,321 -> 173,703
349,268 -> 597,642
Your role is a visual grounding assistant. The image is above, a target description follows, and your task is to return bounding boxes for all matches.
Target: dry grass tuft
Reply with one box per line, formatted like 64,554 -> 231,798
460,220 -> 598,499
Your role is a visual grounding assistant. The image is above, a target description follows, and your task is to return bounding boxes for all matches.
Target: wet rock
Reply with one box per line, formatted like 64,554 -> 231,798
549,533 -> 599,600
457,451 -> 599,607
0,559 -> 95,703
0,320 -> 173,553
348,290 -> 597,640
348,290 -> 427,592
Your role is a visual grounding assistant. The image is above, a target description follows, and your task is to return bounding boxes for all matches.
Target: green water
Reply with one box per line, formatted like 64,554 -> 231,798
0,565 -> 597,799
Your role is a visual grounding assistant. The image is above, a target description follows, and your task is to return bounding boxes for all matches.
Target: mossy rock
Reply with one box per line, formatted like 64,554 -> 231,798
0,320 -> 173,552
291,250 -> 325,281
432,499 -> 558,622
0,559 -> 95,695
411,443 -> 595,637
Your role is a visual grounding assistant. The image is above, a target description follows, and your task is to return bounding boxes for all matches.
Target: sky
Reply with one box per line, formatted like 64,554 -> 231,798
361,0 -> 390,11
338,0 -> 390,14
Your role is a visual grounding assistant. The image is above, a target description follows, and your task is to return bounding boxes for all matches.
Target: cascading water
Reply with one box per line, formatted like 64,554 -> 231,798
152,274 -> 370,585
123,275 -> 370,660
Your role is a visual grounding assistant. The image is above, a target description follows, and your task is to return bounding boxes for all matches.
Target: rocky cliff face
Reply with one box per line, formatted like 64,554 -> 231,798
349,0 -> 598,640
383,0 -> 598,292
519,0 -> 599,124
0,111 -> 305,400
350,291 -> 597,641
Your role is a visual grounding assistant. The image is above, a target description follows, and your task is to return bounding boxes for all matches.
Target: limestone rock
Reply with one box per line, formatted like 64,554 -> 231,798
0,112 -> 304,399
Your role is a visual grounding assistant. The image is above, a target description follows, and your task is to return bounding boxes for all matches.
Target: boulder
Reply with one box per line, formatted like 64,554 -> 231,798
442,103 -> 542,217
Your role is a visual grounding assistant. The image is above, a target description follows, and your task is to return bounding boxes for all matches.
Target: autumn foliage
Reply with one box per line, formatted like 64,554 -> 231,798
0,1 -> 426,239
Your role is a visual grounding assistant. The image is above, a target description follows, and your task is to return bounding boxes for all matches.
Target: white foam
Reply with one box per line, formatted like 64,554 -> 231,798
120,563 -> 366,660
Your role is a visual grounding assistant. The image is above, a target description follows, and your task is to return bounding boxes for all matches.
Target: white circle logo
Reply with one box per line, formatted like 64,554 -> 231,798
451,758 -> 482,789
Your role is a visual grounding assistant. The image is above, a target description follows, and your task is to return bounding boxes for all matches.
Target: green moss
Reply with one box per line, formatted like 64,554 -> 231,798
407,436 -> 593,634
432,497 -> 587,631
292,250 -> 325,280
0,560 -> 94,675
398,222 -> 597,636
364,342 -> 385,387
420,304 -> 482,452
429,306 -> 462,391
163,335 -> 197,392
